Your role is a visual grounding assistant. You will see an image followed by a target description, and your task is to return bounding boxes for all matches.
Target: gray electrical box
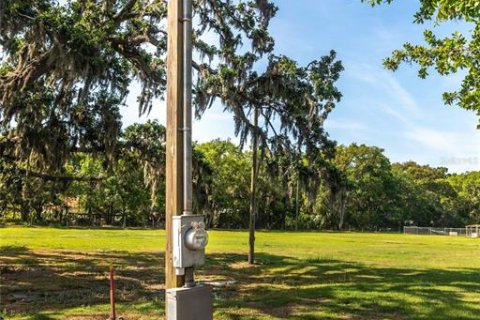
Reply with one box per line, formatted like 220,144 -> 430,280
172,215 -> 208,272
166,285 -> 213,320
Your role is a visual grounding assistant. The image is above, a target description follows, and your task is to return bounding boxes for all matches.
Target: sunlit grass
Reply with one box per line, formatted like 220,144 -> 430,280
1,227 -> 479,319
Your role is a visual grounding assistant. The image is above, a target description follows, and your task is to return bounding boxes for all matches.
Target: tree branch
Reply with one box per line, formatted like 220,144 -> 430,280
113,0 -> 138,23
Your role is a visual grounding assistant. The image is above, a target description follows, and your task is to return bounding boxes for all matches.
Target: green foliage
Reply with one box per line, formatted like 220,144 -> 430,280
121,120 -> 166,211
196,140 -> 251,228
364,0 -> 480,125
2,138 -> 478,230
333,144 -> 398,230
392,162 -> 460,227
310,145 -> 479,230
447,171 -> 480,223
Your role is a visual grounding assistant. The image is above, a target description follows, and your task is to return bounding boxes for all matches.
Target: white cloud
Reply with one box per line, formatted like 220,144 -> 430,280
380,104 -> 414,125
405,128 -> 459,153
349,63 -> 421,116
403,127 -> 480,172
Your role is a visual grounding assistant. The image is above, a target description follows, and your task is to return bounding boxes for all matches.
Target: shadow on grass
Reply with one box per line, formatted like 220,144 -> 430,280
1,246 -> 479,319
29,314 -> 54,320
0,245 -> 165,319
204,254 -> 480,320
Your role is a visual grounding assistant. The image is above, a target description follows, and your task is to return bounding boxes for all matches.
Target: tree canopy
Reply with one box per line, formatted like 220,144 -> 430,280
2,129 -> 478,229
0,0 -> 277,169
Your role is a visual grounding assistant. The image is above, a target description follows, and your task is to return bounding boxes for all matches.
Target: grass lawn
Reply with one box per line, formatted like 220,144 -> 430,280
1,227 -> 479,319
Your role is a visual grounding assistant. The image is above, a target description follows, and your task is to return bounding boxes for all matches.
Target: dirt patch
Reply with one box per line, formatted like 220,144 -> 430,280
268,304 -> 294,317
229,261 -> 258,270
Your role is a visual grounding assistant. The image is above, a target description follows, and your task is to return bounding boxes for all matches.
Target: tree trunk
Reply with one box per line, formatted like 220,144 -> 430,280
338,191 -> 348,230
64,207 -> 69,226
295,178 -> 300,231
107,203 -> 113,225
295,142 -> 301,231
20,203 -> 29,223
122,207 -> 127,229
248,107 -> 259,265
21,169 -> 30,223
88,207 -> 94,227
150,206 -> 156,228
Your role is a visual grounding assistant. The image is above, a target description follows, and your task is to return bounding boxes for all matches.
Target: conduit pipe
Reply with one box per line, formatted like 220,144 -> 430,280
182,0 -> 193,216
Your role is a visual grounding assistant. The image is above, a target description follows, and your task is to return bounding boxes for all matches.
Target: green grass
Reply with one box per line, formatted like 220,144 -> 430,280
1,227 -> 479,319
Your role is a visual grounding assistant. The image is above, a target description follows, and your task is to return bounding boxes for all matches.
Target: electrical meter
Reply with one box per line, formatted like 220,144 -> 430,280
172,215 -> 208,274
185,221 -> 208,250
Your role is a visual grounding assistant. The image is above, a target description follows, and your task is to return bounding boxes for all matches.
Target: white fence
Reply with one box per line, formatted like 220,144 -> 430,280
404,226 -> 467,236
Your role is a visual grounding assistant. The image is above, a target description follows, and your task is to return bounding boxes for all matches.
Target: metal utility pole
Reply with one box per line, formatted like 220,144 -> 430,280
165,0 -> 212,318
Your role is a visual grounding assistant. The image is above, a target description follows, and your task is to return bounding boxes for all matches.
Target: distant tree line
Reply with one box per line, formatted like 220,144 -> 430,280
1,121 -> 477,230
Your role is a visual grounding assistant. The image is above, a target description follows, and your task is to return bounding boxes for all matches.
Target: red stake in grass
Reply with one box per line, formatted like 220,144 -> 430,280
109,266 -> 116,320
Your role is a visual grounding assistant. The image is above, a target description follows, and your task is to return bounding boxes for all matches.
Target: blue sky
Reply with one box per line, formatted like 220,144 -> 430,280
122,0 -> 479,173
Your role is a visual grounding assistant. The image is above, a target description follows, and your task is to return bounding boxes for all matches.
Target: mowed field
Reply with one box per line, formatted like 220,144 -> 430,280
1,228 -> 479,320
